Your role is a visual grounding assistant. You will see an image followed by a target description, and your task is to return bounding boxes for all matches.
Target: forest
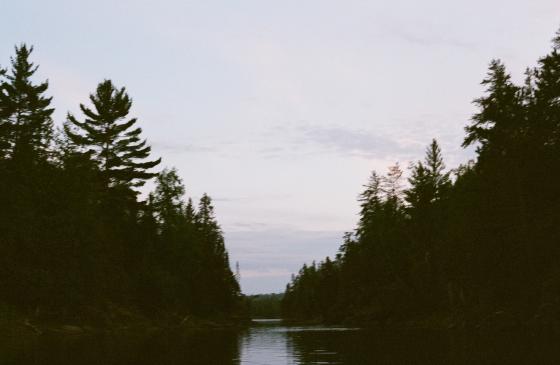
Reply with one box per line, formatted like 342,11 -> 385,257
0,45 -> 243,326
247,294 -> 283,319
283,30 -> 560,328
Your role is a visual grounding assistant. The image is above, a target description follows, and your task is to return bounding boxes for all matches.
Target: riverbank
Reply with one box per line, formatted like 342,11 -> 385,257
284,309 -> 560,332
0,305 -> 250,340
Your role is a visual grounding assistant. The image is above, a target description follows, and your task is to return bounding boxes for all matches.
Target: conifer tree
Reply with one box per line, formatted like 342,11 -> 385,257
381,163 -> 404,202
463,60 -> 522,156
405,161 -> 430,214
195,194 -> 240,311
406,139 -> 450,213
0,67 -> 8,159
64,80 -> 160,188
357,171 -> 382,236
532,35 -> 560,149
197,194 -> 226,257
0,45 -> 54,161
184,198 -> 196,225
424,139 -> 450,194
150,168 -> 185,230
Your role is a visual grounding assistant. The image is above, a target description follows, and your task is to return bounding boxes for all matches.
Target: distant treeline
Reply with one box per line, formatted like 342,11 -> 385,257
247,294 -> 283,318
283,30 -> 560,326
0,45 -> 242,324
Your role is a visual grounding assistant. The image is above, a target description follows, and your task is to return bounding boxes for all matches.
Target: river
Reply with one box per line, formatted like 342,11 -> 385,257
3,319 -> 560,364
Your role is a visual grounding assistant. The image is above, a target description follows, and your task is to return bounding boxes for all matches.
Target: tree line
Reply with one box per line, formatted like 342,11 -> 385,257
0,45 -> 242,324
283,29 -> 560,326
247,294 -> 283,319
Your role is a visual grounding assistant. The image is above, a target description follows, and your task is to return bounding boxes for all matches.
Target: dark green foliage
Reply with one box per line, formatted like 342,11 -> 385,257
150,168 -> 186,230
64,80 -> 161,188
247,293 -> 283,318
193,194 -> 241,314
0,46 -> 242,323
283,29 -> 560,325
0,44 -> 54,162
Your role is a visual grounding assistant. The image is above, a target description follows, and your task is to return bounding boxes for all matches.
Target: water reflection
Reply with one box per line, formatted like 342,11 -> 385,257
3,320 -> 560,364
1,328 -> 240,365
285,325 -> 560,365
240,320 -> 297,364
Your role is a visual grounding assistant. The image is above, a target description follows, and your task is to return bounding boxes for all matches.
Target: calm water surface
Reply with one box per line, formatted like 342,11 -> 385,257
3,319 -> 560,364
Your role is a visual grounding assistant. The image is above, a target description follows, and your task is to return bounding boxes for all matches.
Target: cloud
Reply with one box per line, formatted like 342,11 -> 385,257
213,193 -> 292,204
258,122 -> 426,161
225,228 -> 345,293
241,269 -> 294,279
392,29 -> 477,50
151,142 -> 216,154
295,124 -> 408,158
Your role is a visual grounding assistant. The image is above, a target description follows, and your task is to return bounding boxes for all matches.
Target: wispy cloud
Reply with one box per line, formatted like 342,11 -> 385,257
226,228 -> 345,293
392,29 -> 477,50
213,193 -> 292,204
258,122 -> 425,160
295,124 -> 409,158
151,142 -> 217,154
241,269 -> 294,279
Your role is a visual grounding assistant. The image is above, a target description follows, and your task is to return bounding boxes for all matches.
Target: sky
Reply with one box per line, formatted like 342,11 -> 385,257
1,0 -> 559,294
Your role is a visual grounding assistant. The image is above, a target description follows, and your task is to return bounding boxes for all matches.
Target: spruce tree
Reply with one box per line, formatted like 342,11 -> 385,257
406,139 -> 450,212
0,44 -> 54,161
64,80 -> 160,188
424,139 -> 450,194
405,161 -> 430,214
184,198 -> 196,225
195,194 -> 240,312
197,194 -> 226,257
462,59 -> 522,156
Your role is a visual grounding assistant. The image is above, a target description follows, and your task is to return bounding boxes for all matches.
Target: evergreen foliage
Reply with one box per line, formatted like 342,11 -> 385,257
64,80 -> 161,188
283,29 -> 560,326
0,44 -> 54,162
247,294 -> 283,319
0,47 -> 243,324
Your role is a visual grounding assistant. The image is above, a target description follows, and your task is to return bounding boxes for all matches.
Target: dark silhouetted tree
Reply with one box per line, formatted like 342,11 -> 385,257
0,44 -> 54,162
64,80 -> 160,188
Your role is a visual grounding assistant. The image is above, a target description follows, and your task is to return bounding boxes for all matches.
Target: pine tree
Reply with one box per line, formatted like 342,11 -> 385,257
184,198 -> 196,225
463,60 -> 522,156
150,168 -> 185,230
405,161 -> 430,214
357,171 -> 382,237
64,80 -> 160,188
424,139 -> 450,194
195,194 -> 240,312
0,45 -> 54,161
532,35 -> 560,149
197,194 -> 226,256
406,139 -> 450,213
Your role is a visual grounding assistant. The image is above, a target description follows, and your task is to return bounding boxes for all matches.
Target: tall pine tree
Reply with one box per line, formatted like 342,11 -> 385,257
64,80 -> 160,188
0,44 -> 54,162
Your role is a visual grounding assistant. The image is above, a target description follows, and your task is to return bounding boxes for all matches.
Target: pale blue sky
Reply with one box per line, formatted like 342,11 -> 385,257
1,0 -> 558,293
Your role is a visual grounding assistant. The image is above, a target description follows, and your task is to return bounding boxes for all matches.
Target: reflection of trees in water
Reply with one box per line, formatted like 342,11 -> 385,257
4,330 -> 241,365
286,329 -> 560,365
239,323 -> 296,365
5,327 -> 560,364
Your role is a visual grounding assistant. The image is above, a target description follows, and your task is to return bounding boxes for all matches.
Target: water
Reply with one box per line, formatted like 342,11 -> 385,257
3,319 -> 560,364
